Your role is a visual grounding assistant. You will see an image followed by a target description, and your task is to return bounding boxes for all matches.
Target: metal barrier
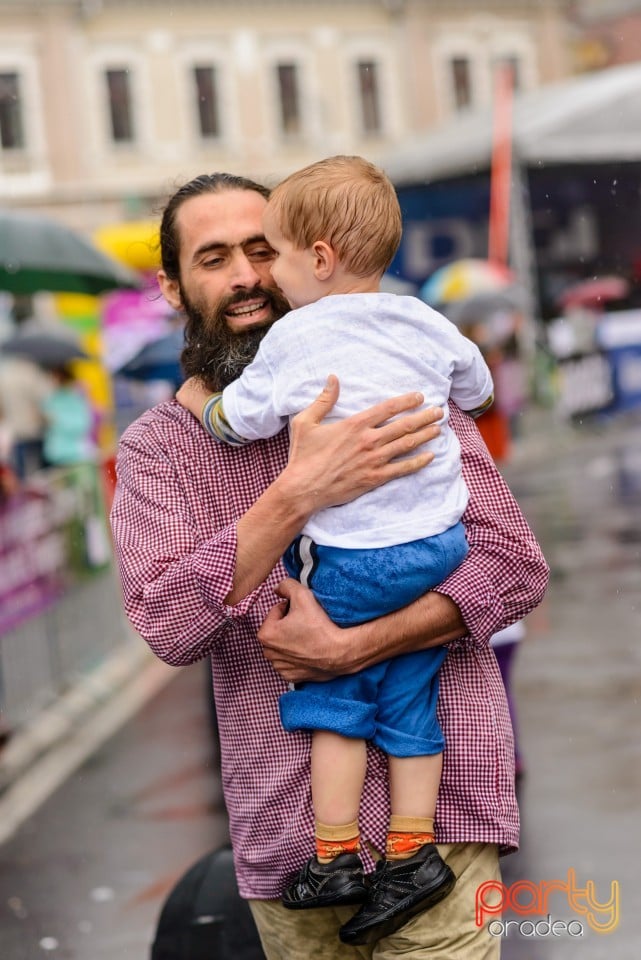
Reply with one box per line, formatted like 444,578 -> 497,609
0,464 -> 132,731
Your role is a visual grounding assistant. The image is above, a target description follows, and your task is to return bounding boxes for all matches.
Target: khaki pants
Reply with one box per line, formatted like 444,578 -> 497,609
249,842 -> 501,960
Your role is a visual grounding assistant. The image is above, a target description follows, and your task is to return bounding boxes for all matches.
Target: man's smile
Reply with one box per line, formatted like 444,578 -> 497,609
226,298 -> 269,319
224,292 -> 278,332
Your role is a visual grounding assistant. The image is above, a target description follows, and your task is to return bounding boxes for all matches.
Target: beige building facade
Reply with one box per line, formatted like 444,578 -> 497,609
0,0 -> 572,231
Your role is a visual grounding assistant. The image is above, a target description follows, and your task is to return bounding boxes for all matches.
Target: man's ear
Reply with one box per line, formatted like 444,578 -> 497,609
312,241 -> 335,281
157,269 -> 183,312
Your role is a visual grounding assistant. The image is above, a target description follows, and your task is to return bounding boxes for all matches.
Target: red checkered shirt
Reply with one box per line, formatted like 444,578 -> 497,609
110,400 -> 548,899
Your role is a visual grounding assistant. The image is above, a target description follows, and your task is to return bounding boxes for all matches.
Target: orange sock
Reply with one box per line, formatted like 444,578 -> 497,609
315,819 -> 360,864
386,815 -> 435,861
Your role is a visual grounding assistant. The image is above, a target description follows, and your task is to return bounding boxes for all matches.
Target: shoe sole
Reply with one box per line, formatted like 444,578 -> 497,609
339,868 -> 456,945
282,886 -> 369,911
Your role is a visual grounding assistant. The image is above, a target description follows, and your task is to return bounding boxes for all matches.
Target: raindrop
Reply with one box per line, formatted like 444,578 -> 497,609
78,920 -> 93,934
39,937 -> 59,951
90,886 -> 115,902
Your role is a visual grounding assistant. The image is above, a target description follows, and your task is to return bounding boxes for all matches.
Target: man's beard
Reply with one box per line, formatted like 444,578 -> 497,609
179,284 -> 290,391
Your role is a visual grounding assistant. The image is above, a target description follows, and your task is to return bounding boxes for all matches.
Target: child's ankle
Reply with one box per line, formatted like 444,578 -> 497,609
386,815 -> 435,861
315,819 -> 360,863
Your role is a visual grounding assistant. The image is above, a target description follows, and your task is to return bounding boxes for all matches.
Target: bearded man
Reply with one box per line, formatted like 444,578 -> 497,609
110,172 -> 548,960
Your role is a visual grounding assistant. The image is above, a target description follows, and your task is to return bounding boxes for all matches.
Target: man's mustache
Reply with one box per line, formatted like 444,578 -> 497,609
219,286 -> 273,311
178,283 -> 290,392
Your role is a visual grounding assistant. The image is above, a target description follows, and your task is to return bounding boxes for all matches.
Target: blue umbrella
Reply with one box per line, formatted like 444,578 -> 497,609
116,326 -> 185,386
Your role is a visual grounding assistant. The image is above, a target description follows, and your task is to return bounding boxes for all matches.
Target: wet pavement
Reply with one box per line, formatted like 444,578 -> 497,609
500,409 -> 641,958
1,407 -> 640,958
0,661 -> 229,959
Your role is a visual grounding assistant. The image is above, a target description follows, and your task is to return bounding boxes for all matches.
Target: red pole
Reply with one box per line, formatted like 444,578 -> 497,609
488,62 -> 514,266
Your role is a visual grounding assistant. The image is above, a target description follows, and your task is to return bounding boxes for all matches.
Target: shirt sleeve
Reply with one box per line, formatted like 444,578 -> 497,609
109,419 -> 268,667
435,403 -> 549,648
448,338 -> 495,414
202,393 -> 252,446
222,340 -> 289,441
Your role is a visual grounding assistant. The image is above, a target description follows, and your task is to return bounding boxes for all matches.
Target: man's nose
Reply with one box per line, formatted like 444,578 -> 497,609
229,251 -> 261,289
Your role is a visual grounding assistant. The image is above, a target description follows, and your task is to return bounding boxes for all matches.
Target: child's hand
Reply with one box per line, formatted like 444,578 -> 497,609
176,377 -> 212,422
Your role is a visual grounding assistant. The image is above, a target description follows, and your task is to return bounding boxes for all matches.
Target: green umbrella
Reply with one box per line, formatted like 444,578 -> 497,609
0,208 -> 143,296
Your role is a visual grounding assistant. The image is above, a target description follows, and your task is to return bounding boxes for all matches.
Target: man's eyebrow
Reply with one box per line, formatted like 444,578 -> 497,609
242,234 -> 269,246
192,234 -> 269,262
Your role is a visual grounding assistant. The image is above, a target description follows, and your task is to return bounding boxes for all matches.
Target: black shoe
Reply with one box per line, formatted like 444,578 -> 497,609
282,853 -> 369,910
339,844 -> 456,945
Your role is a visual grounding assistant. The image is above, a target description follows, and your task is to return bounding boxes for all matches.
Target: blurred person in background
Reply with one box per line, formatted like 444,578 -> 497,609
0,355 -> 52,479
0,399 -> 19,502
41,365 -> 96,468
110,172 -> 548,960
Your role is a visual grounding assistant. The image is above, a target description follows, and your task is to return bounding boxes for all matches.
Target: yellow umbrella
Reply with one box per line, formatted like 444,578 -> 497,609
93,220 -> 160,272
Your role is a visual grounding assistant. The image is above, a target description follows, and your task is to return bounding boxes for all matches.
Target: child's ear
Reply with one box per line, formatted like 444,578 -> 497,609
312,241 -> 335,281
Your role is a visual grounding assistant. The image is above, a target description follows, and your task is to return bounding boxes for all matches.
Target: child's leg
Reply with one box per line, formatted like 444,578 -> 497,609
386,752 -> 441,859
312,730 -> 367,862
339,749 -> 455,946
389,751 -> 441,818
282,729 -> 369,910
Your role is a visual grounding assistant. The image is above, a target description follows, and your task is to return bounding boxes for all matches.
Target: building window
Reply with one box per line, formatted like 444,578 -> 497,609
450,57 -> 472,110
357,61 -> 382,134
276,63 -> 301,136
0,72 -> 24,150
193,65 -> 220,138
105,68 -> 134,142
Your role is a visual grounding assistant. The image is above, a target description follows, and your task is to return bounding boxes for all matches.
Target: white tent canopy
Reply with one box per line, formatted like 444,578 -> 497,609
383,62 -> 641,186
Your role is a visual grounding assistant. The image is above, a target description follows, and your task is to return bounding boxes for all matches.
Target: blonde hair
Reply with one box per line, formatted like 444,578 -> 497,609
267,155 -> 402,278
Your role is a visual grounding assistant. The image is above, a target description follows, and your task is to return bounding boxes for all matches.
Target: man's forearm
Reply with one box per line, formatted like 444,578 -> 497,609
339,590 -> 466,674
258,579 -> 467,684
227,471 -> 313,605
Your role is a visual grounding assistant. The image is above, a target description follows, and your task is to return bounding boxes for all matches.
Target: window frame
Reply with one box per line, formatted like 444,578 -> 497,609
104,67 -> 135,144
356,60 -> 383,136
275,61 -> 302,138
0,71 -> 25,151
192,63 -> 222,140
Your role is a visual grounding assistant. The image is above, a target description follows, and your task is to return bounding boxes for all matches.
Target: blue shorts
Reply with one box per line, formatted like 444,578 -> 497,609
279,522 -> 468,757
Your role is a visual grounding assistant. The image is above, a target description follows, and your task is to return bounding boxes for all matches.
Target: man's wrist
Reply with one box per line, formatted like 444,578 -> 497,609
271,460 -> 321,529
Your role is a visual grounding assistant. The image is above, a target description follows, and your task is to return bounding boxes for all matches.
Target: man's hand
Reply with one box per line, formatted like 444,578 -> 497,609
280,375 -> 444,515
258,579 -> 359,683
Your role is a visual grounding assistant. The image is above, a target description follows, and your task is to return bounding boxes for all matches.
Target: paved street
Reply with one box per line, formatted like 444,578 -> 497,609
500,409 -> 641,958
0,661 -> 229,959
0,407 -> 640,958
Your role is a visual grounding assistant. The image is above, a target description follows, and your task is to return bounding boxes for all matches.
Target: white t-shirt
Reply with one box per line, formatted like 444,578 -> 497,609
222,292 -> 493,549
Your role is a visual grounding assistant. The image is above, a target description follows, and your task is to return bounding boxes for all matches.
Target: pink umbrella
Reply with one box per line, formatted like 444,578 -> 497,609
558,276 -> 629,311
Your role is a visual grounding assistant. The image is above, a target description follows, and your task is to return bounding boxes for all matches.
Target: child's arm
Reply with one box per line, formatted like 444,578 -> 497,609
176,377 -> 250,447
449,340 -> 495,418
464,392 -> 494,419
